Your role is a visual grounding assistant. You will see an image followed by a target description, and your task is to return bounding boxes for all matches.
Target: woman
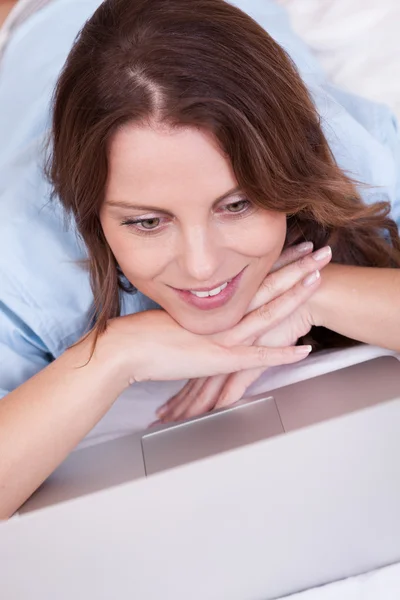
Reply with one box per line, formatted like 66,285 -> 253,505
0,0 -> 399,518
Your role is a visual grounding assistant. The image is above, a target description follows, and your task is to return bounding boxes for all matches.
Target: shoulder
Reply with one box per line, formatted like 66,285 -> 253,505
0,138 -> 157,354
0,140 -> 94,395
0,141 -> 94,357
0,139 -> 157,396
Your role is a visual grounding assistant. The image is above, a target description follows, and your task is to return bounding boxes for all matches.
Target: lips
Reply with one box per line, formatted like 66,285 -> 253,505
188,280 -> 230,298
178,277 -> 233,294
172,267 -> 246,311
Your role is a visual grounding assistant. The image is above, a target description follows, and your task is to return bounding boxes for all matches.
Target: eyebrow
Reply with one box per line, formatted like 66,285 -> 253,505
104,185 -> 242,214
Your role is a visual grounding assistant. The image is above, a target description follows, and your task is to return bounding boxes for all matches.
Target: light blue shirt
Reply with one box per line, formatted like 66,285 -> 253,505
0,0 -> 399,399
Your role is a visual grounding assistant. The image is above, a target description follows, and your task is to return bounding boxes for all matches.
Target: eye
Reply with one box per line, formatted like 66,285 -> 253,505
224,199 -> 251,213
136,217 -> 161,230
121,217 -> 163,232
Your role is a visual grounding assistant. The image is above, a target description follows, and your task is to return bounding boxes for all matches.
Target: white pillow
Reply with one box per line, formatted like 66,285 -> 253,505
278,0 -> 400,118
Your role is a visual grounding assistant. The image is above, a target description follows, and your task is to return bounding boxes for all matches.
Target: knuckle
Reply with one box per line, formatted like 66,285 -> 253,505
287,283 -> 303,300
161,414 -> 172,423
284,280 -> 306,304
198,393 -> 213,410
167,410 -> 180,422
260,276 -> 275,296
186,406 -> 200,419
281,248 -> 296,265
217,392 -> 229,405
168,393 -> 182,406
218,380 -> 237,404
296,256 -> 308,271
218,388 -> 238,407
257,304 -> 274,323
256,345 -> 270,362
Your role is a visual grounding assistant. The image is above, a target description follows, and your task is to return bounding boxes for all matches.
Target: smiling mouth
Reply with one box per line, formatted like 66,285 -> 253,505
171,267 -> 247,310
173,269 -> 244,295
186,279 -> 232,298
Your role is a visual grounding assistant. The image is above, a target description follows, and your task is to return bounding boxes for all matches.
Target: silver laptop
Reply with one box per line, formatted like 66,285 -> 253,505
19,355 -> 400,513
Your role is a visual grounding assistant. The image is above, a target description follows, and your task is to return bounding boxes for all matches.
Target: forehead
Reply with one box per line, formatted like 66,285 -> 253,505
106,123 -> 237,204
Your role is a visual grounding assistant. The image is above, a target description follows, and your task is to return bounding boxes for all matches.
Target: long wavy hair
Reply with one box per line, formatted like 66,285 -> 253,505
47,0 -> 400,349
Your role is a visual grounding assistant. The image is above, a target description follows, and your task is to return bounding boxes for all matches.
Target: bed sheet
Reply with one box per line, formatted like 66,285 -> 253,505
278,0 -> 400,119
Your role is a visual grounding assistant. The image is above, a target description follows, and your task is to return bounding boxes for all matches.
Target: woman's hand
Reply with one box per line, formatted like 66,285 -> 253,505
99,306 -> 312,388
156,243 -> 332,422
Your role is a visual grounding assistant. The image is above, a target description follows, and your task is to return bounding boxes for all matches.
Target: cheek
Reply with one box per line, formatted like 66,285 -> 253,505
235,213 -> 286,259
107,233 -> 172,286
120,245 -> 166,282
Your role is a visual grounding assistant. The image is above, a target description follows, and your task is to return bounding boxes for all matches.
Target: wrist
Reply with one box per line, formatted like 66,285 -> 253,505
308,263 -> 336,328
77,324 -> 133,394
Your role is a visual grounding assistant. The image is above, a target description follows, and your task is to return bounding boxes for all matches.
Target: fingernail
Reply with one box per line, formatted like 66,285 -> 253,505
297,241 -> 313,253
302,270 -> 320,287
313,246 -> 332,261
156,406 -> 167,417
295,345 -> 312,354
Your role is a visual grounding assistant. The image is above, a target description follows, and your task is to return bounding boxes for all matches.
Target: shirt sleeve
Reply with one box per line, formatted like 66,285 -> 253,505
0,296 -> 53,400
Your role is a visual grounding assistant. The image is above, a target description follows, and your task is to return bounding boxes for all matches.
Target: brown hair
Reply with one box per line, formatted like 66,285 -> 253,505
47,0 -> 400,349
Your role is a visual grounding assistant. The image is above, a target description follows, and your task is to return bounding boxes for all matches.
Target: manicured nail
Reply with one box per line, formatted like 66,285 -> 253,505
296,241 -> 313,253
295,345 -> 312,354
313,246 -> 332,261
302,270 -> 320,287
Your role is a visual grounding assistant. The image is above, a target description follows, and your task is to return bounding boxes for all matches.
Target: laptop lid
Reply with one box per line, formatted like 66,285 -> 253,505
5,378 -> 400,600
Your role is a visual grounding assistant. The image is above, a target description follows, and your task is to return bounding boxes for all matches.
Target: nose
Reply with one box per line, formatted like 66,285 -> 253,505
178,225 -> 221,284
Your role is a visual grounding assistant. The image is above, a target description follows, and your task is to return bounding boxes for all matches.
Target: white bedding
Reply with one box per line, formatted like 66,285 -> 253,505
278,0 -> 400,119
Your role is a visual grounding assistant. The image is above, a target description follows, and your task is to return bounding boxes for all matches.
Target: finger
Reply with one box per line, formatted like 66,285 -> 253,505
241,242 -> 315,318
147,339 -> 310,382
161,377 -> 212,422
156,378 -> 203,418
176,374 -> 229,421
214,367 -> 265,409
222,343 -> 312,373
162,375 -> 228,422
233,268 -> 322,343
269,241 -> 314,273
244,245 -> 332,315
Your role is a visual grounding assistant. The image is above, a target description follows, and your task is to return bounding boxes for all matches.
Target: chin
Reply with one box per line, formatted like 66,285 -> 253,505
174,309 -> 244,336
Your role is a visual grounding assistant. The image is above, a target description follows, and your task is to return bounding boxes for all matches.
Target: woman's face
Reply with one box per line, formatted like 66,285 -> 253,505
101,124 -> 286,335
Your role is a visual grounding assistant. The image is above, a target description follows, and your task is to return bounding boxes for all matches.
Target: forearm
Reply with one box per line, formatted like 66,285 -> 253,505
0,2 -> 16,28
311,264 -> 400,351
0,333 -> 128,519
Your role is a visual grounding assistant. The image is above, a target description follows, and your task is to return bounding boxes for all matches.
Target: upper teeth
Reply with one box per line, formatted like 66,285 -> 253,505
190,281 -> 229,298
